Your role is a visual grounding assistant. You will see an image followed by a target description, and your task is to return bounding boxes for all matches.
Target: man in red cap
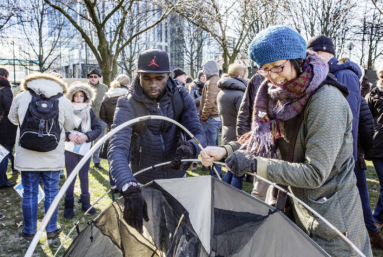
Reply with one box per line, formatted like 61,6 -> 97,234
108,49 -> 206,234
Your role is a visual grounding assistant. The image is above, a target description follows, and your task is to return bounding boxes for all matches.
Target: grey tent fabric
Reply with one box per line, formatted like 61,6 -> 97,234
64,176 -> 329,257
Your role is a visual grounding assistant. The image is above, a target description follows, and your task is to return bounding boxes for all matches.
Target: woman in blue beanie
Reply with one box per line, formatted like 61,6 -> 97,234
201,26 -> 371,256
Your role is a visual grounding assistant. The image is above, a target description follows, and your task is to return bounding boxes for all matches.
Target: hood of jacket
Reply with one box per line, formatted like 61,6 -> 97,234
329,57 -> 362,79
203,60 -> 219,79
218,77 -> 247,91
105,87 -> 128,98
21,73 -> 67,98
66,82 -> 96,103
0,77 -> 11,88
322,73 -> 349,98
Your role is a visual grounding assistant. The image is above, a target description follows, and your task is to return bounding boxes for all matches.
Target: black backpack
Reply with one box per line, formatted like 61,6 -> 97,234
98,86 -> 184,159
19,89 -> 62,152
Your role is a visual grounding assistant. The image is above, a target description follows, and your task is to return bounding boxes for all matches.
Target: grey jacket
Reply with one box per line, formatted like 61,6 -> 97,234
217,77 -> 247,144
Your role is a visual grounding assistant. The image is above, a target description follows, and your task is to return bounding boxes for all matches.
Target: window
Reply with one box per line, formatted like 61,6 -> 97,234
157,45 -> 162,50
157,24 -> 162,42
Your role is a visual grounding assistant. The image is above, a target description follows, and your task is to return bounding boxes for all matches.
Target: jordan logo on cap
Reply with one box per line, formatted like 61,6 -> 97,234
148,56 -> 159,67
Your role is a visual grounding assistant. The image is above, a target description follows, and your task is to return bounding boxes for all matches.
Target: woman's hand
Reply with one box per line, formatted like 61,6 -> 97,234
200,147 -> 227,166
225,150 -> 258,177
77,135 -> 88,144
69,133 -> 79,144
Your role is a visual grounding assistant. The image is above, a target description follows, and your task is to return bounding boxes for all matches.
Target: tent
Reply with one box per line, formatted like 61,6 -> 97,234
64,176 -> 329,257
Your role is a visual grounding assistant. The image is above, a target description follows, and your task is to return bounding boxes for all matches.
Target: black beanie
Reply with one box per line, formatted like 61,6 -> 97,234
197,70 -> 204,80
307,35 -> 335,55
173,68 -> 186,79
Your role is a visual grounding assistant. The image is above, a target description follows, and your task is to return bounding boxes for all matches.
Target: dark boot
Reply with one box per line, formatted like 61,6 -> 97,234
80,193 -> 97,215
369,231 -> 383,250
63,197 -> 74,219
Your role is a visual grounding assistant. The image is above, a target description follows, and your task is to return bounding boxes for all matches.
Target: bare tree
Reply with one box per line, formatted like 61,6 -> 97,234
177,0 -> 272,73
44,0 -> 182,86
372,0 -> 383,15
356,3 -> 383,69
0,0 -> 19,31
12,0 -> 74,73
286,0 -> 356,57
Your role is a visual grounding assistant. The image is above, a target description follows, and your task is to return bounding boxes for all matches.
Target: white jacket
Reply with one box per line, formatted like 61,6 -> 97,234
8,73 -> 75,171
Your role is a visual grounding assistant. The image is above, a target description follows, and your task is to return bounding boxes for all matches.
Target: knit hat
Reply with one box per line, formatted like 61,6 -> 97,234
137,49 -> 170,73
87,68 -> 102,78
173,68 -> 186,79
248,26 -> 307,68
307,35 -> 335,55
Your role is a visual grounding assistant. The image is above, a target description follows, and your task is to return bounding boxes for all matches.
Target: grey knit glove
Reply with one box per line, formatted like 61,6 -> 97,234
225,150 -> 257,177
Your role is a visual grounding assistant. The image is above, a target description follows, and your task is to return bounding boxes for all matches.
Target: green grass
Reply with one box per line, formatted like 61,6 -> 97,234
0,159 -> 382,256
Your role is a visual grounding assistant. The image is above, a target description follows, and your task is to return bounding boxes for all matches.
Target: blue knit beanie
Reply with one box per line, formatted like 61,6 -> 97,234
248,26 -> 307,68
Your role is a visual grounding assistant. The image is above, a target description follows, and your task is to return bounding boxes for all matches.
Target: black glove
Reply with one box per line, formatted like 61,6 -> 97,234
122,186 -> 149,234
169,141 -> 195,171
225,150 -> 257,177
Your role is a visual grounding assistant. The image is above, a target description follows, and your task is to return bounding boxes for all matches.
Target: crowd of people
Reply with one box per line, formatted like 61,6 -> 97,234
0,25 -> 383,256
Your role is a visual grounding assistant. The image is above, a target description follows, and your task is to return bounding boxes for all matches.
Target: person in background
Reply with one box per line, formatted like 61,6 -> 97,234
0,67 -> 17,189
63,82 -> 102,219
200,60 -> 222,177
365,64 -> 383,237
9,73 -> 75,241
217,63 -> 248,189
87,68 -> 108,170
188,70 -> 206,171
173,68 -> 187,87
307,35 -> 361,164
186,76 -> 193,84
354,67 -> 383,249
100,74 -> 130,188
201,25 -> 371,256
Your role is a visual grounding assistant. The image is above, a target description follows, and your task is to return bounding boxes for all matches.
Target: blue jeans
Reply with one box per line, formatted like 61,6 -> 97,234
372,158 -> 383,225
21,171 -> 60,234
354,166 -> 378,232
222,171 -> 244,190
0,145 -> 12,185
92,120 -> 106,165
202,118 -> 222,177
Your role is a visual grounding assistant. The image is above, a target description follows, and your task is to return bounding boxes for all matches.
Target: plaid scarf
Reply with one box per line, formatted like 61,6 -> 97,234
239,51 -> 329,158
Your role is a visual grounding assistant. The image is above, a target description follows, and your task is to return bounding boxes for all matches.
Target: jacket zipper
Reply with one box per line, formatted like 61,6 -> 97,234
138,146 -> 142,170
157,102 -> 167,178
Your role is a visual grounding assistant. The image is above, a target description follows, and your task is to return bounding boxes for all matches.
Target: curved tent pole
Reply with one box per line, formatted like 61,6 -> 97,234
24,115 -> 219,257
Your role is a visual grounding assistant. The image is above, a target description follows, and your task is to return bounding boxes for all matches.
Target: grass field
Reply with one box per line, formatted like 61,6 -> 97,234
0,159 -> 382,256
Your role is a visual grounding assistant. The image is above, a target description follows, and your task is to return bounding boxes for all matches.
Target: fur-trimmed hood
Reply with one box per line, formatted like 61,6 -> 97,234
66,82 -> 96,103
20,73 -> 68,98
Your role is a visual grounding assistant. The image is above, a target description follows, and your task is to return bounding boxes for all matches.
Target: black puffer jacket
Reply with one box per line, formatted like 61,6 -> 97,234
356,97 -> 374,169
217,77 -> 247,145
236,74 -> 264,137
189,81 -> 204,114
65,108 -> 102,142
365,85 -> 383,160
108,76 -> 206,190
100,87 -> 128,131
0,77 -> 17,146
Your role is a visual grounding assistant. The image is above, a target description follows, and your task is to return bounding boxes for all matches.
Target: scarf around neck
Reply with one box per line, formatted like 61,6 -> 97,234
73,102 -> 91,133
239,51 -> 329,158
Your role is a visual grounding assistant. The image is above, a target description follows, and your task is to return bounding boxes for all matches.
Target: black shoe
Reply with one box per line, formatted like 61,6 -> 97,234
94,163 -> 105,170
12,169 -> 19,175
0,214 -> 4,219
20,231 -> 35,241
63,197 -> 74,220
80,193 -> 97,215
0,182 -> 15,189
47,227 -> 62,239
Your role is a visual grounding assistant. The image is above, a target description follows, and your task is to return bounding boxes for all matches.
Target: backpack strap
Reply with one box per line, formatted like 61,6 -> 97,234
171,86 -> 184,122
27,88 -> 63,100
127,94 -> 148,148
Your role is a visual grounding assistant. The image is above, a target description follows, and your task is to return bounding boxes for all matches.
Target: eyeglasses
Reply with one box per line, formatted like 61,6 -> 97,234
258,60 -> 289,76
89,75 -> 99,79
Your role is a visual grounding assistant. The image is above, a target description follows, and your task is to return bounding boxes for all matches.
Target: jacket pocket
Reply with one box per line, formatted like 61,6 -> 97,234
308,192 -> 347,241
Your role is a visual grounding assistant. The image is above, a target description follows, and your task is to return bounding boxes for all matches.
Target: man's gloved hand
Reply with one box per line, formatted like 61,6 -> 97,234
169,141 -> 195,171
225,150 -> 257,177
122,186 -> 149,234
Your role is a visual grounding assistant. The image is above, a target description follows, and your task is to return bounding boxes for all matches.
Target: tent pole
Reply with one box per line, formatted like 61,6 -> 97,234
24,115 -> 217,257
